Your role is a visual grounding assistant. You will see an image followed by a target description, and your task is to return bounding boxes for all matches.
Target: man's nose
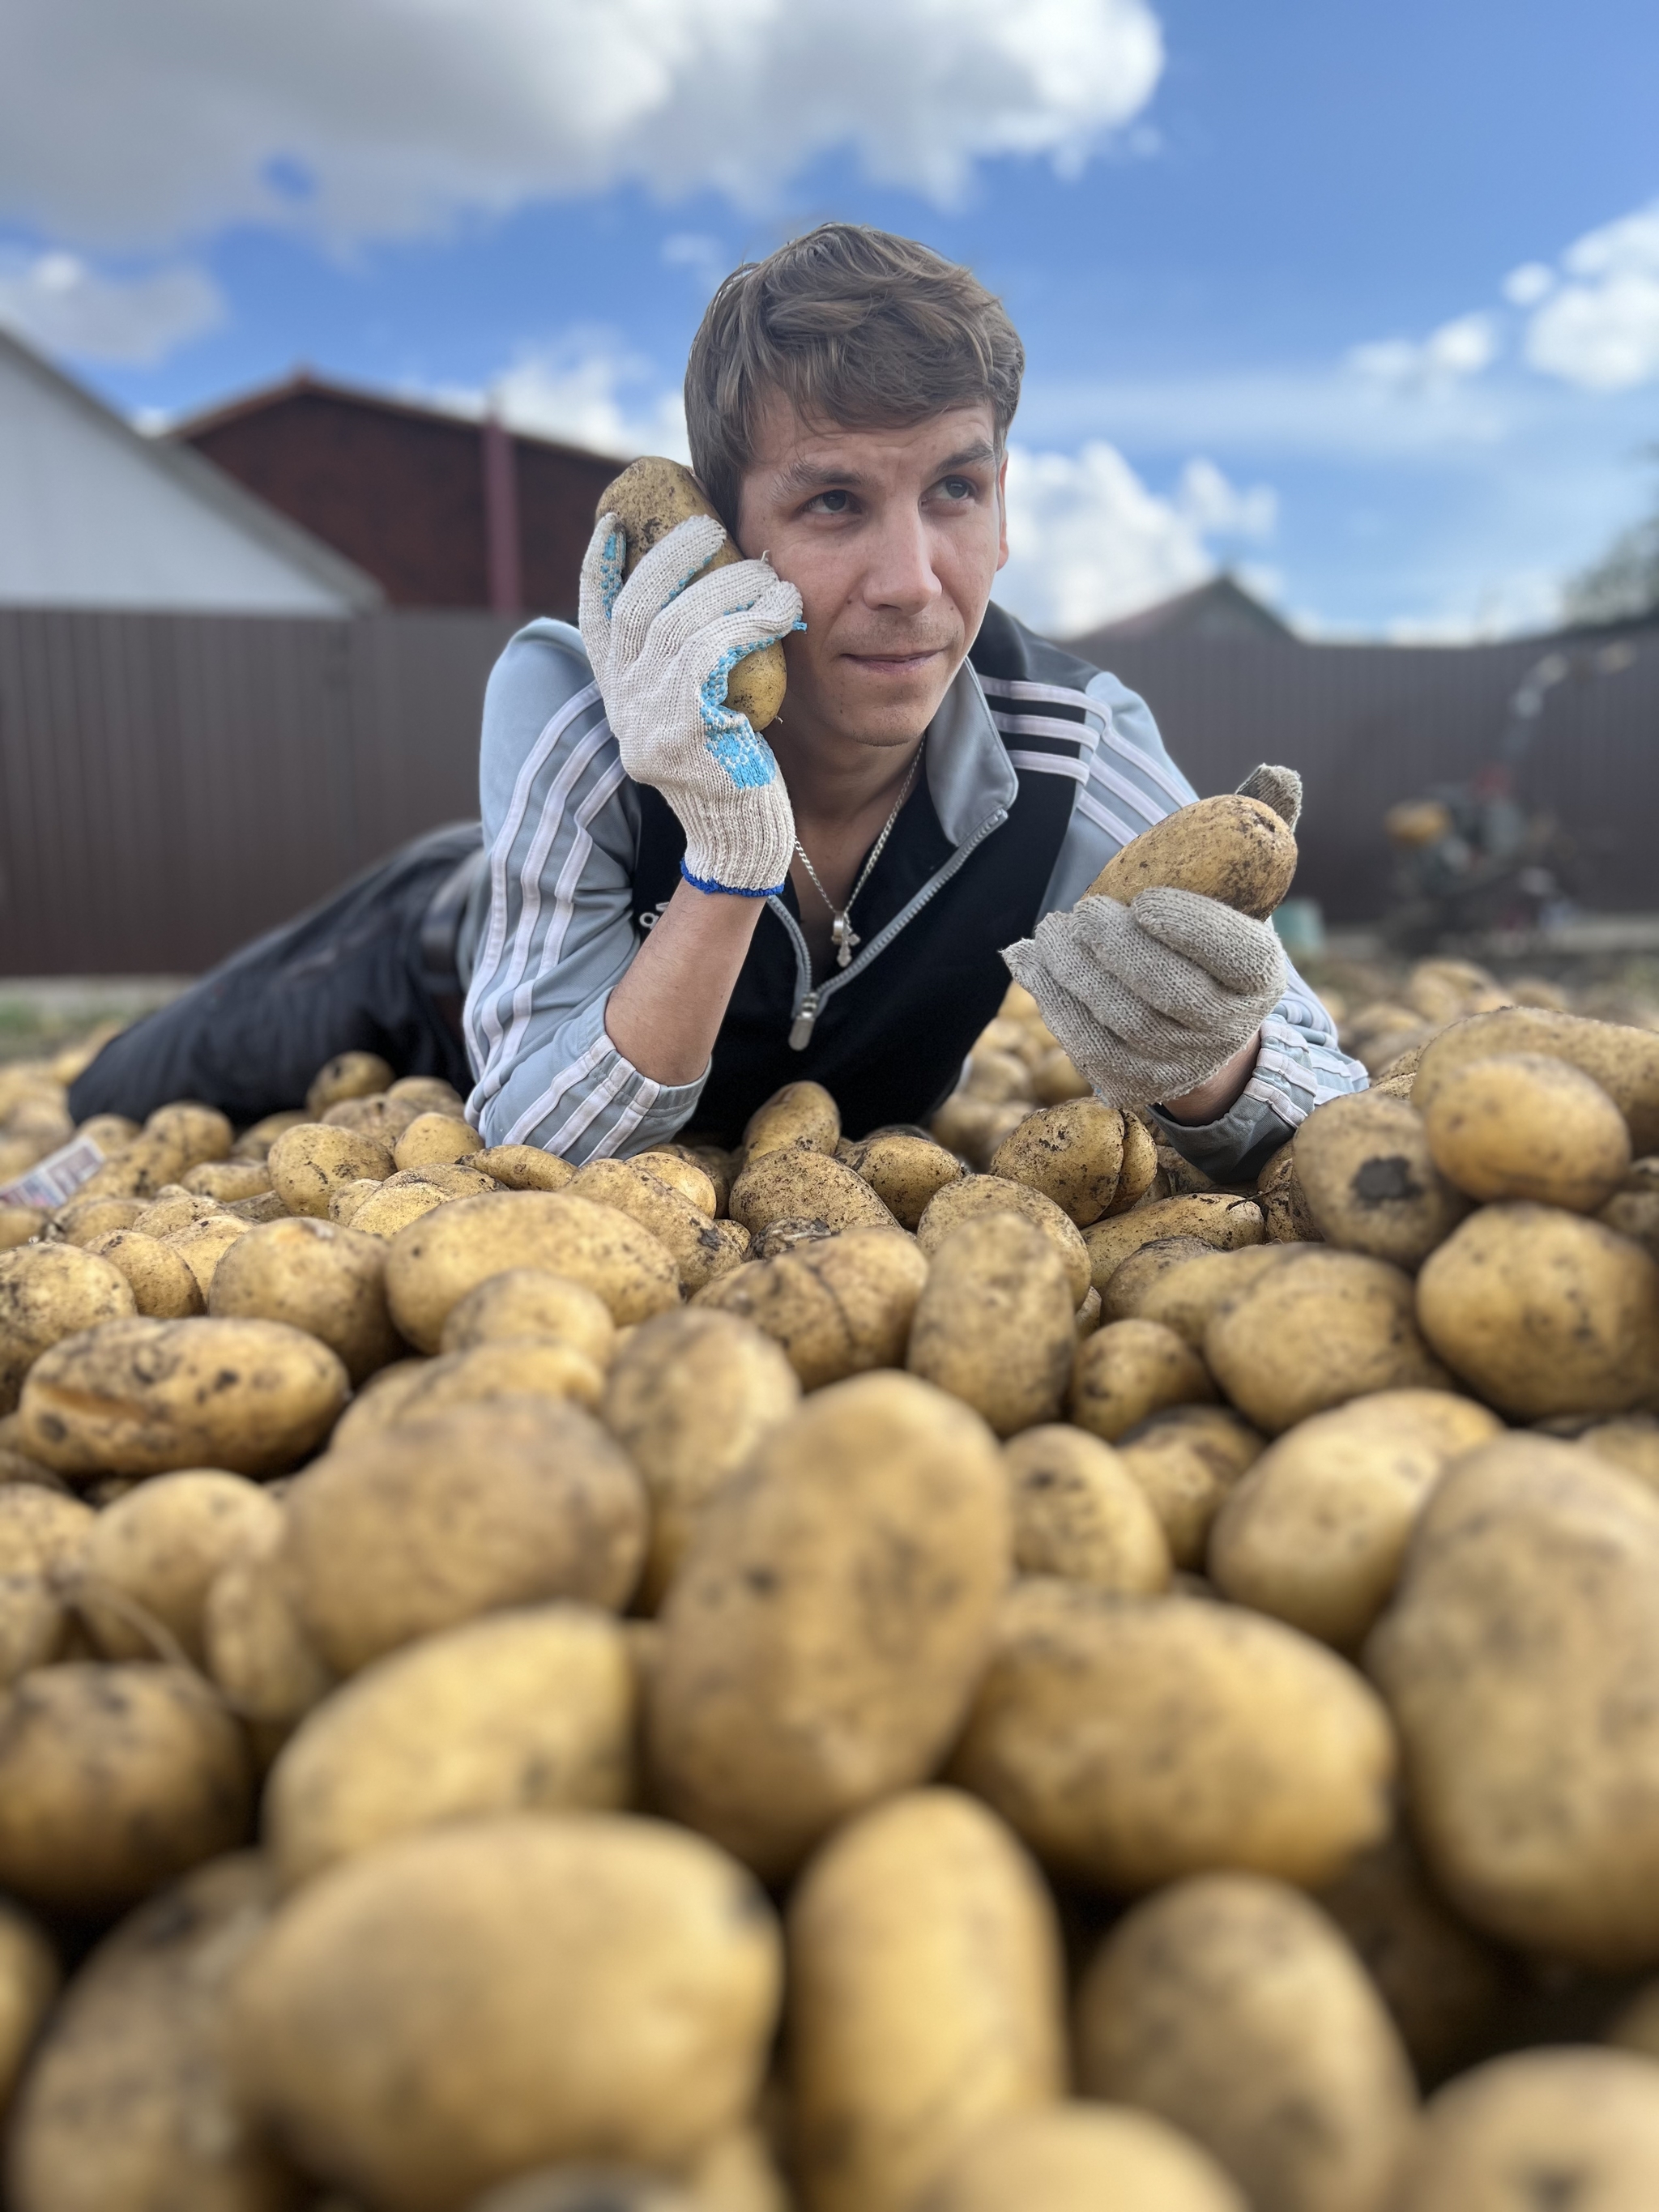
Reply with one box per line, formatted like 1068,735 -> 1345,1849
859,506 -> 942,613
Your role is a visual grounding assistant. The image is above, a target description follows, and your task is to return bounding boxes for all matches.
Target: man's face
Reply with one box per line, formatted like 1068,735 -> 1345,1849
734,397 -> 1009,753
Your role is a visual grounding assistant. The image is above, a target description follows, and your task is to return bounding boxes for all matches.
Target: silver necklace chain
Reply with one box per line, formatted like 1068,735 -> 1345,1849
793,744 -> 923,970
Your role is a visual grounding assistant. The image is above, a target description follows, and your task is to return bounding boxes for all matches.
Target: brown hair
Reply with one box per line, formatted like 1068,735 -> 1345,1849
685,224 -> 1025,527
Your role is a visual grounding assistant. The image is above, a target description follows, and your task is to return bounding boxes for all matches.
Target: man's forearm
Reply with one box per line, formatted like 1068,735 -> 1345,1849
604,876 -> 766,1085
1159,1031 -> 1261,1126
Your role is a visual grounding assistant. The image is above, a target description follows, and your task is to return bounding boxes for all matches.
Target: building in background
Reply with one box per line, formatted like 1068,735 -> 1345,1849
0,331 -> 381,614
1070,573 -> 1295,655
173,374 -> 621,617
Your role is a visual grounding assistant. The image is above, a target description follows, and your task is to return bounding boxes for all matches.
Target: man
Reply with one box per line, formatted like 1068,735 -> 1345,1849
74,224 -> 1363,1168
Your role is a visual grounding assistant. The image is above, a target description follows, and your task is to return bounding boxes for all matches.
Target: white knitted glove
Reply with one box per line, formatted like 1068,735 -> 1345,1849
579,510 -> 802,896
1003,885 -> 1287,1110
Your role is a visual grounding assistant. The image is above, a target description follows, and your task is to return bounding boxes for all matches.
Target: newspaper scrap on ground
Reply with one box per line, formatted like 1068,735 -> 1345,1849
0,1135 -> 107,1212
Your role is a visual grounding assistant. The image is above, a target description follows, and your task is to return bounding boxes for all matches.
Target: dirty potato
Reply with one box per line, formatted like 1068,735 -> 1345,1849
1422,1052 -> 1632,1213
77,1469 -> 284,1664
907,1214 -> 1077,1437
305,1051 -> 394,1118
84,1228 -> 204,1319
1002,1424 -> 1171,1593
990,1100 -> 1125,1227
329,1336 -> 606,1443
0,1243 -> 136,1412
1086,792 -> 1298,919
648,1373 -> 1010,1879
19,1315 -> 348,1477
471,1144 -> 577,1192
1082,1193 -> 1265,1295
283,1397 -> 646,1673
789,1788 -> 1066,2212
1113,1404 -> 1267,1567
1294,1092 -> 1469,1267
840,1131 -> 965,1230
949,1581 -> 1394,1892
440,1267 -> 616,1364
917,1176 -> 1090,1306
267,1123 -> 395,1219
572,1157 -> 745,1294
0,1899 -> 57,2125
1388,2048 -> 1659,2209
207,1213 -> 403,1384
697,1227 -> 928,1391
922,2106 -> 1247,2212
1068,1317 -> 1216,1443
728,1147 -> 895,1238
1414,1005 -> 1659,1156
601,1308 -> 800,1609
743,1080 -> 841,1160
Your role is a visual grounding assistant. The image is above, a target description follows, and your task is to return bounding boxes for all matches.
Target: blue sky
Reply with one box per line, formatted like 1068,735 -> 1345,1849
3,0 -> 1657,637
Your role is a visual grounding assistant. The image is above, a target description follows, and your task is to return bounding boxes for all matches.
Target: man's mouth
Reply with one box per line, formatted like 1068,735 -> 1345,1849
845,646 -> 948,671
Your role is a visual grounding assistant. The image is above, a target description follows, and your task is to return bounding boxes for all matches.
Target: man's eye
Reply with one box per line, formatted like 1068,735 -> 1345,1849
938,476 -> 975,501
806,488 -> 851,514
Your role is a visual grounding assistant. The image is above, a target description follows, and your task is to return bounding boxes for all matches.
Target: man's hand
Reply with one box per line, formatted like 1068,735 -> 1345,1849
579,510 -> 802,897
1003,884 -> 1286,1115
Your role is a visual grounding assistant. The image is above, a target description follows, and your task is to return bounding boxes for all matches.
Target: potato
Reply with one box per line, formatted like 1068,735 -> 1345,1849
322,1092 -> 424,1144
181,1158 -> 273,1204
602,1309 -> 801,1609
989,1099 -> 1125,1227
441,1266 -> 616,1363
961,1046 -> 1032,1103
840,1130 -> 964,1230
953,1579 -> 1393,1888
1002,1424 -> 1171,1593
386,1074 -> 467,1114
305,1050 -> 394,1118
1031,1048 -> 1092,1106
203,1536 -> 335,1732
929,1093 -> 1028,1170
0,1663 -> 251,1909
789,1789 -> 1066,2212
0,1899 -> 58,2125
742,1080 -> 840,1160
266,1604 -> 635,1887
1388,2047 -> 1659,2208
648,1372 -> 1010,1878
1113,1404 -> 1267,1566
386,1191 -> 680,1350
331,1336 -> 606,1443
0,1243 -> 136,1412
632,1150 -> 719,1213
19,1315 -> 348,1477
1081,1193 -> 1265,1294
1368,1436 -> 1659,1966
227,1812 -> 783,2211
1256,1137 -> 1322,1242
922,2106 -> 1247,2212
1075,1874 -> 1417,2212
344,1174 -> 457,1237
917,1175 -> 1090,1305
147,1102 -> 234,1171
907,1214 -> 1076,1437
729,1147 -> 895,1238
283,1397 -> 646,1673
52,1192 -> 145,1246
1068,1317 -> 1216,1443
162,1209 -> 252,1294
572,1157 -> 747,1294
600,457 -> 786,728
231,1108 -> 307,1161
1414,1004 -> 1659,1155
1422,1052 -> 1632,1212
207,1213 -> 403,1383
0,1573 -> 69,1686
130,1184 -> 220,1238
1086,791 -> 1298,919
697,1226 -> 928,1391
1317,1835 -> 1510,2085
1206,1248 -> 1448,1434
267,1123 -> 395,1218
76,1470 -> 283,1664
389,1111 -> 482,1171
1099,1234 -> 1213,1321
472,1144 -> 578,1192
74,1110 -> 141,1151
1294,1092 -> 1469,1267
73,1127 -> 194,1203
83,1227 -> 204,1318
0,1481 -> 95,1574
1124,1242 -> 1300,1349
1101,1112 -> 1159,1213
6,1854 -> 289,2212
224,1187 -> 289,1225
1209,1389 -> 1504,1650
1582,1413 -> 1659,1491
1416,1201 -> 1659,1420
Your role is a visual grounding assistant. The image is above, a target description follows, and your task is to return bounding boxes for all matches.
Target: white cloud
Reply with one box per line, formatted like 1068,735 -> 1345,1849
432,334 -> 690,461
1525,202 -> 1659,391
1,0 -> 1163,251
1347,312 -> 1498,395
996,441 -> 1277,637
0,247 -> 222,363
1503,262 -> 1555,308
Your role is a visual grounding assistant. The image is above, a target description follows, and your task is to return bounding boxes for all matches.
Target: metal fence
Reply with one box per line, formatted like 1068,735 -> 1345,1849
2,606 -> 1655,974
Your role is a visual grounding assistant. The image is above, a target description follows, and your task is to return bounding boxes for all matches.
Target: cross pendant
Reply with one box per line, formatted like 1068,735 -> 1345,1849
831,913 -> 860,969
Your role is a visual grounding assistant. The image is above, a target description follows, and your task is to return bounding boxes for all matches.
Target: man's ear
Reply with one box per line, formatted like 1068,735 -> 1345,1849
995,452 -> 1010,574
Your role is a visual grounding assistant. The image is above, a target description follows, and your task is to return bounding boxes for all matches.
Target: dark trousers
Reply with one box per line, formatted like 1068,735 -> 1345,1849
70,825 -> 483,1128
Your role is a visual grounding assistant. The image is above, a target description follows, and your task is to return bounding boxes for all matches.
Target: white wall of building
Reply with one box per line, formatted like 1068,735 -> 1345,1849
0,335 -> 380,613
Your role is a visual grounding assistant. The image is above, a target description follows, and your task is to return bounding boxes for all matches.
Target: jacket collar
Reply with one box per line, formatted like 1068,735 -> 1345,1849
923,656 -> 1019,848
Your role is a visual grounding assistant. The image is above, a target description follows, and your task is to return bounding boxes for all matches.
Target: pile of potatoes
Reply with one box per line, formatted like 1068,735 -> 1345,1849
4,987 -> 1659,2212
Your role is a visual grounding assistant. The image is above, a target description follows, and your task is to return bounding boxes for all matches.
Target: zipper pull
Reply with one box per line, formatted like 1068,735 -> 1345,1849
788,991 -> 820,1051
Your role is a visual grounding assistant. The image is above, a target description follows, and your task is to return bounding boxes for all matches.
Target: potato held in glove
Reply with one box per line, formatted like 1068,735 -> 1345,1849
598,458 -> 786,731
1085,769 -> 1300,920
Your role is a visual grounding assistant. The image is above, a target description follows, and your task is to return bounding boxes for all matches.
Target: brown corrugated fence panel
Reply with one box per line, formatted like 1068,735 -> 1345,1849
1,610 -> 1654,974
